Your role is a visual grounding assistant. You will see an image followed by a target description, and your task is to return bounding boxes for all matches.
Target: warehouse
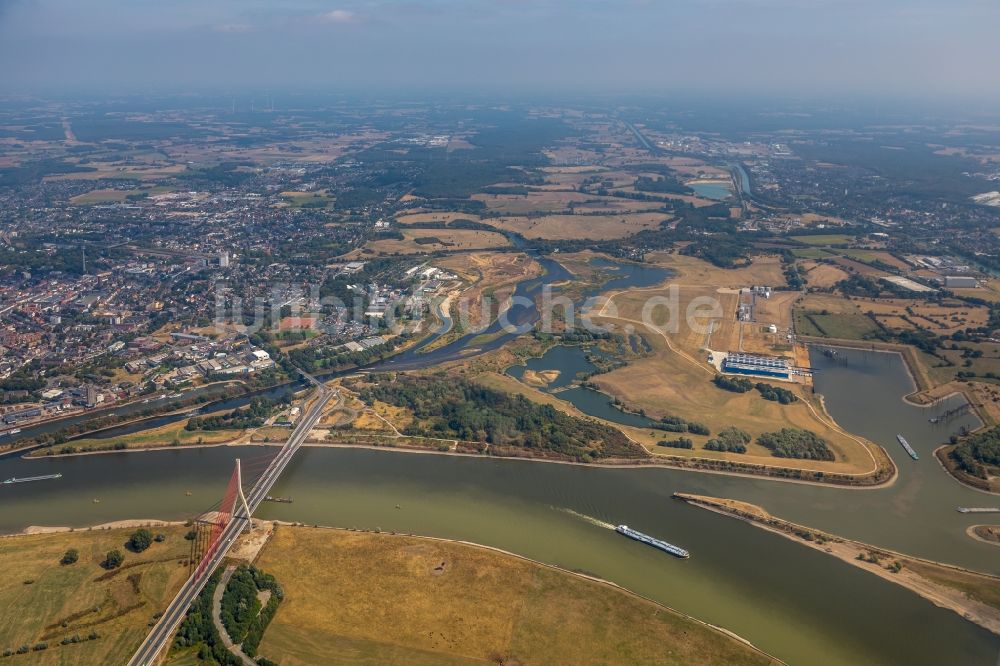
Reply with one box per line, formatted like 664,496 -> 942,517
943,275 -> 977,289
722,352 -> 791,379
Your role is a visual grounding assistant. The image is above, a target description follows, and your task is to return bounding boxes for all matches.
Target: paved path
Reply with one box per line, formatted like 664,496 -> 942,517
211,565 -> 256,666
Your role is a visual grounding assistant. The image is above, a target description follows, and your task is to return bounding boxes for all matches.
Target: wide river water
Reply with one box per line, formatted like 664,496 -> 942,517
2,346 -> 999,663
2,250 -> 1000,665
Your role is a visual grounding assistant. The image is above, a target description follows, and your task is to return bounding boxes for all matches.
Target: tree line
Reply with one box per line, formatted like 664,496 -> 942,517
357,375 -> 646,461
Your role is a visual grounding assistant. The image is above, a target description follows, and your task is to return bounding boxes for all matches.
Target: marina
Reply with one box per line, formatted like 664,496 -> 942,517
615,524 -> 690,558
896,434 -> 919,460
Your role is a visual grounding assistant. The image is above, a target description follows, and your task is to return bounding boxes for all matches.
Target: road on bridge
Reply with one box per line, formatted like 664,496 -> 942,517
128,375 -> 333,666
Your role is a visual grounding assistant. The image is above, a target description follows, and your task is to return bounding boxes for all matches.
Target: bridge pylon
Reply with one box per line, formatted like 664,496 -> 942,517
235,458 -> 253,533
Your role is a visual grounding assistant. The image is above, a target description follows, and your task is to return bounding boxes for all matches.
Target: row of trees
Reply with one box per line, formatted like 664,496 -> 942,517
712,375 -> 798,404
174,565 -> 283,664
358,375 -> 646,460
59,528 -> 163,570
950,425 -> 1000,479
649,415 -> 710,436
755,383 -> 798,404
758,428 -> 835,461
173,571 -> 246,666
186,395 -> 289,432
705,427 -> 751,453
713,375 -> 754,393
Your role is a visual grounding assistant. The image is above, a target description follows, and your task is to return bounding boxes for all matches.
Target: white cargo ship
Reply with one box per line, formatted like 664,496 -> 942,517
615,525 -> 689,558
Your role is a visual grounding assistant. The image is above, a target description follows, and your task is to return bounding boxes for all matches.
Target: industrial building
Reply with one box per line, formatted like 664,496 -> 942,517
943,275 -> 977,289
722,352 -> 791,379
881,275 -> 937,293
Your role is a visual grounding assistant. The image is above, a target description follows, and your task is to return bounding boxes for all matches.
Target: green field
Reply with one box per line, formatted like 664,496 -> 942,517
70,186 -> 174,205
791,247 -> 834,259
794,309 -> 880,339
280,190 -> 334,209
790,234 -> 854,246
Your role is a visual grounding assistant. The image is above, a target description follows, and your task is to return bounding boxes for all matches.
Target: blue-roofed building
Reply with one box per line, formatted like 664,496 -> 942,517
722,352 -> 791,379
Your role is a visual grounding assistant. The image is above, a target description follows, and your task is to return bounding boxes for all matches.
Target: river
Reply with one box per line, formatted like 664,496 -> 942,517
0,381 -> 257,447
2,258 -> 1000,664
377,255 -> 672,372
1,347 -> 999,664
689,181 -> 733,201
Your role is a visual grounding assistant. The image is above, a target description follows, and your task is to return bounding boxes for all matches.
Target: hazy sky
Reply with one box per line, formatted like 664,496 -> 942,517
1,0 -> 998,100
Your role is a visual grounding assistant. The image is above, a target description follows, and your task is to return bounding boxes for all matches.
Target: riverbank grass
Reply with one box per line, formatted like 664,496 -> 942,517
0,526 -> 190,664
29,417 -> 244,457
254,526 -> 779,665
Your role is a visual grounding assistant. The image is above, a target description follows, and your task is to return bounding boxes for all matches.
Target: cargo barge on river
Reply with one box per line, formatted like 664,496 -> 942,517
2,473 -> 62,485
896,434 -> 919,460
615,525 -> 689,559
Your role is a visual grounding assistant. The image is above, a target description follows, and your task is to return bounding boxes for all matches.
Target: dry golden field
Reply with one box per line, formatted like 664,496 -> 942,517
739,291 -> 800,356
254,526 -> 778,666
609,187 -> 718,208
829,256 -> 892,278
586,326 -> 881,474
395,211 -> 483,225
0,527 -> 190,665
860,299 -> 989,335
646,252 -> 787,288
482,213 -> 670,240
472,190 -> 600,214
363,229 -> 510,255
800,260 -> 850,288
583,257 -> 883,475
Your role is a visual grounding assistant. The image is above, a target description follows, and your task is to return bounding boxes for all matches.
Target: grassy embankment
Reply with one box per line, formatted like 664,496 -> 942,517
0,526 -> 190,664
253,526 -> 780,665
27,416 -> 244,457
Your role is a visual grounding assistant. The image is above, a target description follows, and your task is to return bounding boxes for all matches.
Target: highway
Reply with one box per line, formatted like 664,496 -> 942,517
624,120 -> 659,154
128,375 -> 332,666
